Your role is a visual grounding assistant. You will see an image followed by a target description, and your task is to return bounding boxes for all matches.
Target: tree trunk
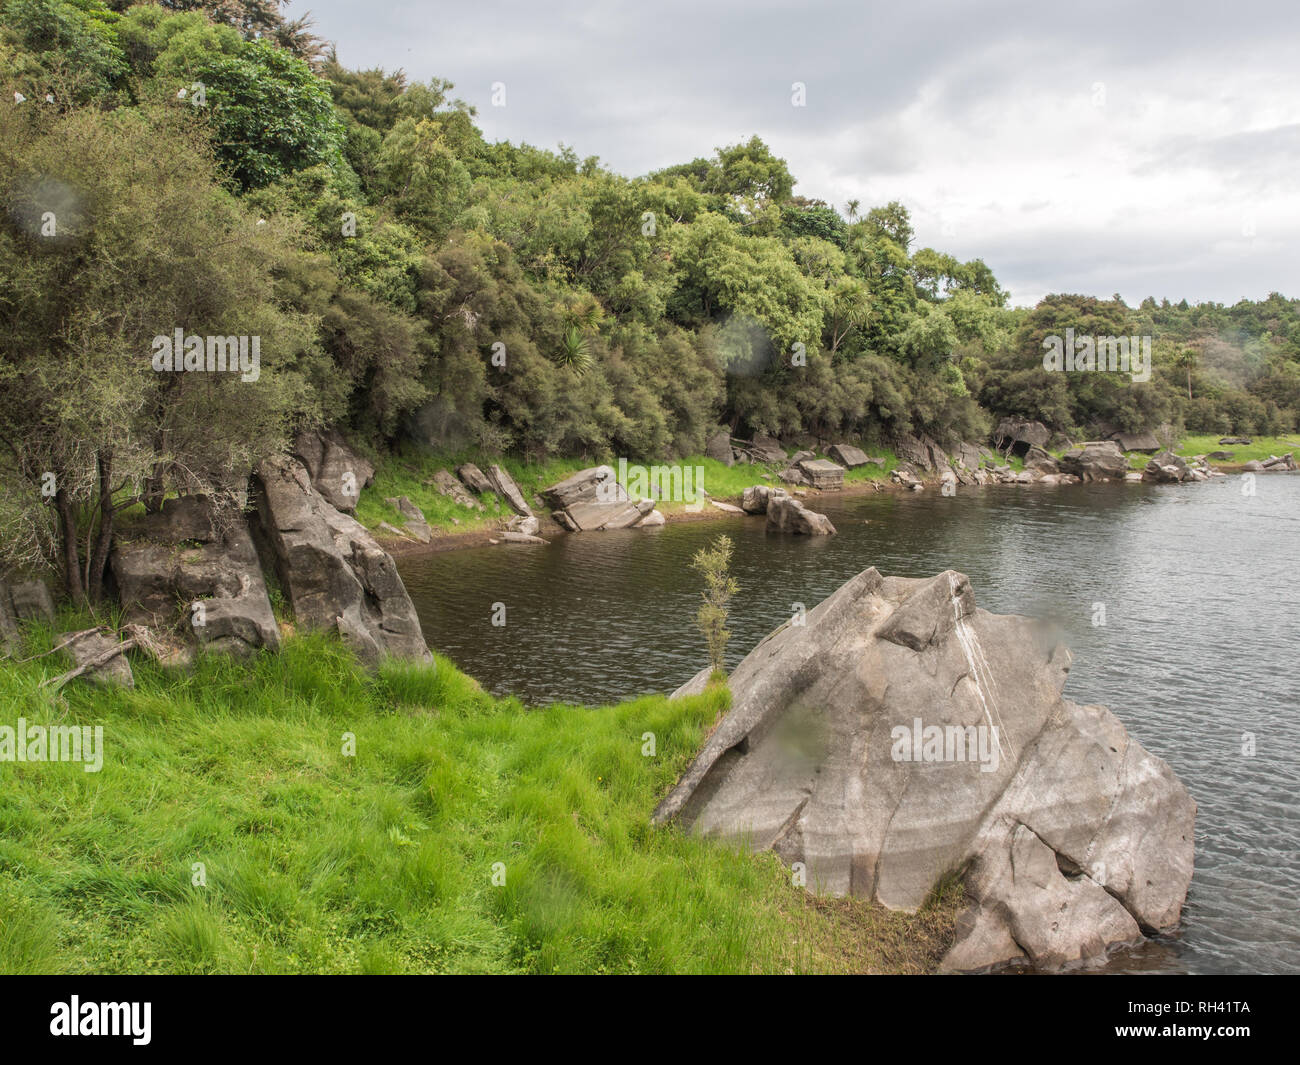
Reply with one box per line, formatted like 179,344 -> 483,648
88,448 -> 114,603
55,483 -> 84,603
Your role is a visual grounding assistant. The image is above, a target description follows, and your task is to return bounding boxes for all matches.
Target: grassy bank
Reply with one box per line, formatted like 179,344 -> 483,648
357,444 -> 906,543
356,431 -> 1298,546
0,621 -> 961,974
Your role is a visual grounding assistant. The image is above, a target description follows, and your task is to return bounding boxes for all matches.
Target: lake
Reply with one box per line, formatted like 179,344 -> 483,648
398,473 -> 1300,974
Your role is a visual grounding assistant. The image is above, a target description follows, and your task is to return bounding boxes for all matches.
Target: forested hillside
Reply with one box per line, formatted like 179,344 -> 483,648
3,0 -> 1298,580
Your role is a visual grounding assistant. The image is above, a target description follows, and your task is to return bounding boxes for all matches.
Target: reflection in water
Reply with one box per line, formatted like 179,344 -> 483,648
400,475 -> 1300,975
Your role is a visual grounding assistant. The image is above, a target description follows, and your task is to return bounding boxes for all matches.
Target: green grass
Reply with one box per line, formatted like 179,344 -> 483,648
1174,434 -> 1299,465
0,622 -> 960,974
358,444 -> 908,539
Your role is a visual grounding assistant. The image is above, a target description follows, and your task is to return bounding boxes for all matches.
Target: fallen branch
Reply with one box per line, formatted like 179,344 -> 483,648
41,635 -> 139,692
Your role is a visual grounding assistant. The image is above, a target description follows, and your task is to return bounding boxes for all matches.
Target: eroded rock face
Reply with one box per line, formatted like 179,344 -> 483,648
254,457 -> 430,664
111,496 -> 280,658
653,568 -> 1195,973
292,430 -> 374,513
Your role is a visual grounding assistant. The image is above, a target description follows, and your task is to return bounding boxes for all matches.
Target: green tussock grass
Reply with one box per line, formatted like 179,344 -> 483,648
0,624 -> 960,974
1175,434 -> 1299,465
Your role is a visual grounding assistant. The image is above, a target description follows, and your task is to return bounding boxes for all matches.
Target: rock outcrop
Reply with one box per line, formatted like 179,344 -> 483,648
540,466 -> 658,531
254,456 -> 430,664
292,430 -> 374,513
653,568 -> 1195,973
828,443 -> 870,469
61,629 -> 134,688
992,418 -> 1051,458
111,496 -> 280,658
1058,441 -> 1129,482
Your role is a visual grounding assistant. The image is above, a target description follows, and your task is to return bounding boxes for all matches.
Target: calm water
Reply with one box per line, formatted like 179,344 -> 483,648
399,475 -> 1300,975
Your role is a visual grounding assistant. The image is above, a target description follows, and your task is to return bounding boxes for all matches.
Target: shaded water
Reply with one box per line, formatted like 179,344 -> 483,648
399,475 -> 1300,974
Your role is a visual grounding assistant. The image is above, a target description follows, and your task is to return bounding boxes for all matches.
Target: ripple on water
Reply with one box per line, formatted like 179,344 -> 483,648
399,473 -> 1300,974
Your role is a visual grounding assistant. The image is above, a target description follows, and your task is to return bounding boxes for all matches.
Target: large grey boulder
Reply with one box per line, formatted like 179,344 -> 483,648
1059,440 -> 1129,482
992,418 -> 1051,458
254,457 -> 430,664
654,568 -> 1195,973
540,466 -> 659,531
111,496 -> 280,658
706,431 -> 735,466
893,433 -> 934,471
487,464 -> 532,517
456,462 -> 496,496
1142,451 -> 1191,484
748,436 -> 788,464
292,430 -> 374,514
828,443 -> 870,469
1110,430 -> 1161,453
540,466 -> 619,510
766,495 -> 836,535
797,459 -> 846,490
741,485 -> 787,515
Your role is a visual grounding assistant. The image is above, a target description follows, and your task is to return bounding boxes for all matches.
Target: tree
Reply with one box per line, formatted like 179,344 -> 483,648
690,534 -> 738,678
0,105 -> 325,599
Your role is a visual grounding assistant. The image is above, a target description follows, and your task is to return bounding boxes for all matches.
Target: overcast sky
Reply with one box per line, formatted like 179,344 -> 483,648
301,0 -> 1300,309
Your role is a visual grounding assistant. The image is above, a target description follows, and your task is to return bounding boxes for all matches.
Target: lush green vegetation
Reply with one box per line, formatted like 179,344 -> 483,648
0,621 -> 961,973
3,0 -> 1298,595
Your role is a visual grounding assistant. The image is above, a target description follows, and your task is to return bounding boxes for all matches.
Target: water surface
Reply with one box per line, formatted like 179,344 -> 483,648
399,475 -> 1300,974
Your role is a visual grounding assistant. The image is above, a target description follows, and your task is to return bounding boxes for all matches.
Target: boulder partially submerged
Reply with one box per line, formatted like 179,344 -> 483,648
653,568 -> 1195,972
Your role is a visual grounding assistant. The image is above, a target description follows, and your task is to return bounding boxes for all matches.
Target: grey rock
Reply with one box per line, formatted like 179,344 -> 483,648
766,495 -> 836,535
292,430 -> 374,513
789,449 -> 816,464
796,459 -> 845,490
741,485 -> 787,515
456,462 -> 496,496
992,418 -> 1052,457
111,496 -> 280,657
710,500 -> 745,514
61,629 -> 134,688
1110,430 -> 1162,453
430,469 -> 481,510
778,466 -> 810,486
654,568 -> 1194,973
1059,441 -> 1129,482
1219,436 -> 1253,446
633,509 -> 666,527
384,495 -> 431,543
750,435 -> 788,464
506,514 -> 541,537
541,466 -> 621,510
706,431 -> 735,466
487,464 -> 532,517
828,443 -> 870,469
6,580 -> 55,624
254,456 -> 430,664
